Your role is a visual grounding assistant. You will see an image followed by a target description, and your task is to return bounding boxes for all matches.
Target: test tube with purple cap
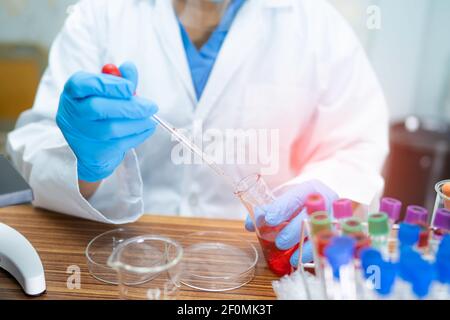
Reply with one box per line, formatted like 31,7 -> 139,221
432,208 -> 450,241
332,199 -> 354,233
379,197 -> 402,226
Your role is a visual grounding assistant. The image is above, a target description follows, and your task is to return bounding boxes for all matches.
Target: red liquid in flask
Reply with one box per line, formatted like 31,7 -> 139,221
257,223 -> 299,276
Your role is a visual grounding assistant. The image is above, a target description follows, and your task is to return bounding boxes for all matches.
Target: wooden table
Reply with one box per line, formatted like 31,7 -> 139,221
0,205 -> 278,300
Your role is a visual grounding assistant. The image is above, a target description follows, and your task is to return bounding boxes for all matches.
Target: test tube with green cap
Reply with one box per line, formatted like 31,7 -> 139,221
342,217 -> 364,236
368,212 -> 390,256
310,211 -> 332,236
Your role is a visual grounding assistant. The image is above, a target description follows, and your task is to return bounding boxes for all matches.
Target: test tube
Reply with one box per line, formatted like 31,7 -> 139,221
380,197 -> 402,225
398,249 -> 434,299
368,212 -> 390,258
359,248 -> 383,297
314,229 -> 336,259
404,205 -> 429,225
360,248 -> 397,298
430,244 -> 450,299
350,232 -> 371,260
415,221 -> 431,253
434,235 -> 450,299
398,223 -> 421,248
323,236 -> 357,300
305,193 -> 326,216
431,208 -> 450,241
332,198 -> 353,233
310,211 -> 332,236
341,217 -> 364,236
349,232 -> 371,297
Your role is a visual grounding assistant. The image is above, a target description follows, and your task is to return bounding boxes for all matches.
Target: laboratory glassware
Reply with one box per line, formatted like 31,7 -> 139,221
108,235 -> 183,300
180,231 -> 258,291
86,228 -> 142,284
432,179 -> 450,225
234,174 -> 300,276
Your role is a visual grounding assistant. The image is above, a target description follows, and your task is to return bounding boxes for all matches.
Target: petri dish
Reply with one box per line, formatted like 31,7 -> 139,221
180,231 -> 258,292
108,235 -> 184,299
85,228 -> 141,284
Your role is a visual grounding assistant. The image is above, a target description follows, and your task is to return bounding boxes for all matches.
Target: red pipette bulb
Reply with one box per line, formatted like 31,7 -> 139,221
102,64 -> 122,77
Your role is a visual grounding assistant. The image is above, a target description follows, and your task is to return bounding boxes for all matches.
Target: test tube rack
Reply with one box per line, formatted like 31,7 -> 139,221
272,212 -> 450,300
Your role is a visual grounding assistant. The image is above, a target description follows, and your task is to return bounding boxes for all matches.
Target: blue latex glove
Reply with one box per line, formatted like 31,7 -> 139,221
245,180 -> 338,267
56,62 -> 158,182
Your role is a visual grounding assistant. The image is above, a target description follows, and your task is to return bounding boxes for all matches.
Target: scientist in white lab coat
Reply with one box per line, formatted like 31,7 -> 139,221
7,0 -> 389,266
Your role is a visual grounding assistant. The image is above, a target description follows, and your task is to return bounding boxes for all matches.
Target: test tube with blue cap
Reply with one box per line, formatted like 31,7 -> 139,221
398,248 -> 435,299
358,248 -> 382,298
360,248 -> 397,298
394,222 -> 421,261
428,208 -> 450,255
432,234 -> 450,299
323,236 -> 357,300
398,223 -> 421,247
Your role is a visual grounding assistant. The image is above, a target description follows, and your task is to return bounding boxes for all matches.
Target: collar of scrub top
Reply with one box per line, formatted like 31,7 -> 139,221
178,0 -> 246,101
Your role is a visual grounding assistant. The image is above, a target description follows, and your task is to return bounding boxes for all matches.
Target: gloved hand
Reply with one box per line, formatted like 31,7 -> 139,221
56,62 -> 158,182
245,180 -> 338,267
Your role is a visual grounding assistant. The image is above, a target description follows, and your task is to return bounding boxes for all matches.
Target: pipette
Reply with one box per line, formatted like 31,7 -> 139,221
101,64 -> 237,189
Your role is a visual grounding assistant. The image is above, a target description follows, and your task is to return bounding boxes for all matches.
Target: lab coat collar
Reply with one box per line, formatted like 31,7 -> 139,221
196,0 -> 296,121
149,0 -> 295,119
150,0 -> 197,106
195,0 -> 264,121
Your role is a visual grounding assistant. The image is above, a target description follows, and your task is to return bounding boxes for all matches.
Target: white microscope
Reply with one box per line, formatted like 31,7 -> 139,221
0,223 -> 46,296
0,155 -> 46,296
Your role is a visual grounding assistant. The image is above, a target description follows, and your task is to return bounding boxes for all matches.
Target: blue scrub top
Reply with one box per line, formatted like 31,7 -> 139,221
178,0 -> 246,100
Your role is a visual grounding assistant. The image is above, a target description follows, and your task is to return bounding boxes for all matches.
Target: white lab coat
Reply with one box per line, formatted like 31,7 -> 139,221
7,0 -> 389,224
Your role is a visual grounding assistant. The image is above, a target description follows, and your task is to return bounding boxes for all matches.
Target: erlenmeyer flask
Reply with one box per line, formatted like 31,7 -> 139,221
235,174 -> 298,276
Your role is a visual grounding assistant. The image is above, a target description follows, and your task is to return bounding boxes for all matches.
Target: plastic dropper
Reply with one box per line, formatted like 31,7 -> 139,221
102,64 -> 237,189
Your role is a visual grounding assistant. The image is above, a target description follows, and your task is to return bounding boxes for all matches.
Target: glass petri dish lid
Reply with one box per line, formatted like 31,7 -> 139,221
180,231 -> 258,292
85,228 -> 142,284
